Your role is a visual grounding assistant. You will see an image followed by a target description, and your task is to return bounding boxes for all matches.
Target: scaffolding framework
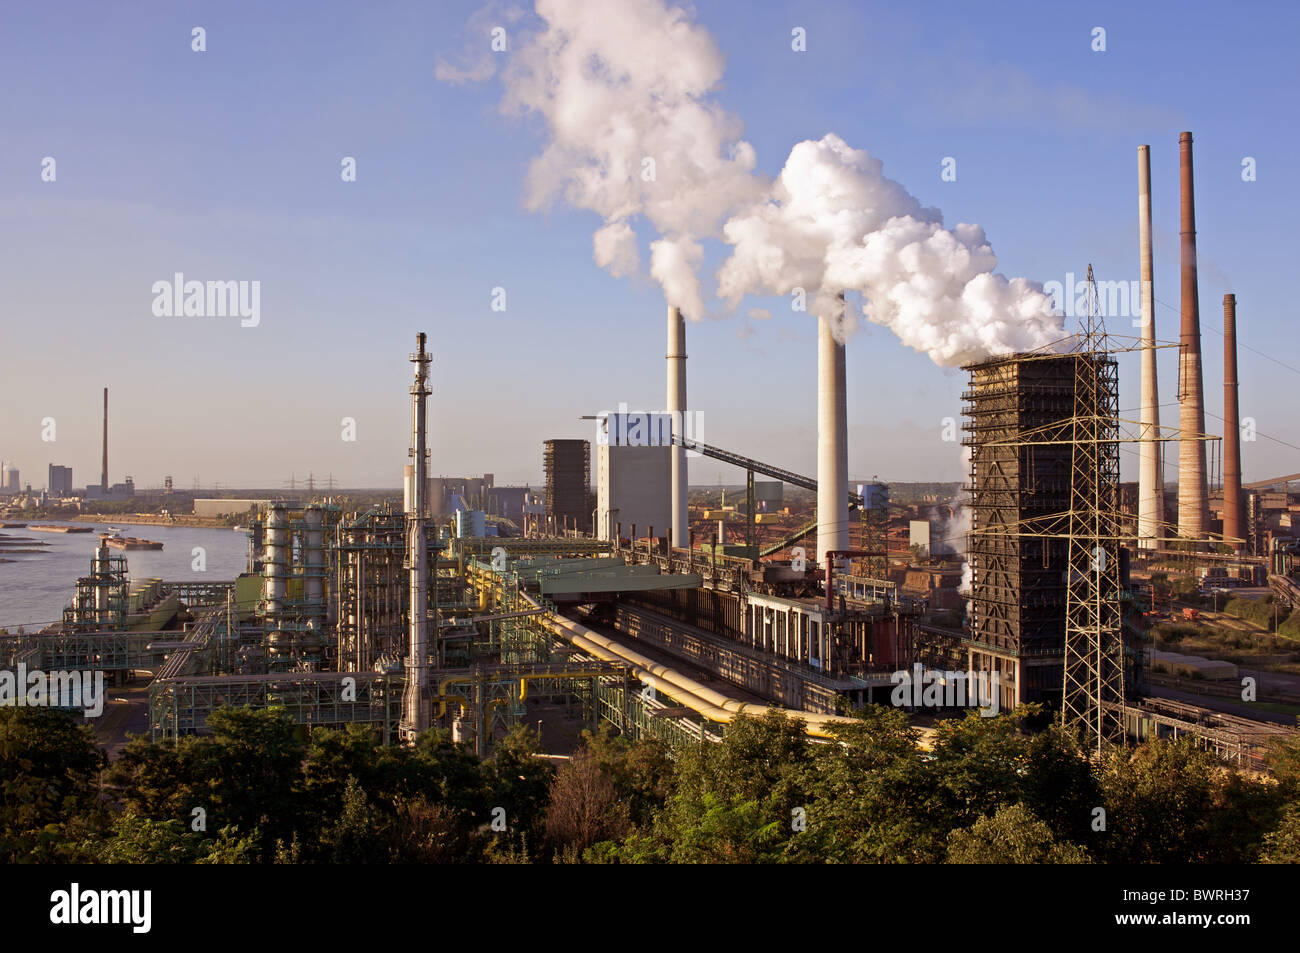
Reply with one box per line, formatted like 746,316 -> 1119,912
543,439 -> 591,533
962,267 -> 1129,750
1062,269 -> 1126,749
963,353 -> 1075,706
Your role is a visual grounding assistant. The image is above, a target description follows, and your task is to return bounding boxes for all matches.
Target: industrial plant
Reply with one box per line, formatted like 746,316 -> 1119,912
2,131 -> 1296,781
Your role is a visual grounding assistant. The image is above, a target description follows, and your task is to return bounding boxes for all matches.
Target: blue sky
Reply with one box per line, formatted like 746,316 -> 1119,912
1,0 -> 1296,491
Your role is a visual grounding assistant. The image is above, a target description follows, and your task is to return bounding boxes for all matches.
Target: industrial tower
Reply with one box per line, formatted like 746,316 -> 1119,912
401,332 -> 433,740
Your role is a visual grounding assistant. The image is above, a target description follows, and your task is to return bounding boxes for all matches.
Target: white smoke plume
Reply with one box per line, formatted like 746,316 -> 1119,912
718,134 -> 1063,365
448,0 -> 1064,362
496,0 -> 764,319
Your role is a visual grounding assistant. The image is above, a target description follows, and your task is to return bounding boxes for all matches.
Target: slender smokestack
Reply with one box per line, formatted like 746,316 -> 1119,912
402,332 -> 432,740
1137,146 -> 1164,550
1222,293 -> 1243,550
667,306 -> 688,549
101,387 -> 109,491
817,296 -> 849,568
1177,132 -> 1208,540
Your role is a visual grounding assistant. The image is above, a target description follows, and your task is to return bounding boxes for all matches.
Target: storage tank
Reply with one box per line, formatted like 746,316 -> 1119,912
456,508 -> 486,538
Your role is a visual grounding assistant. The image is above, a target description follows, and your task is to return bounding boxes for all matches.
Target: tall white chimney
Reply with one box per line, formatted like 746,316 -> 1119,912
667,306 -> 688,549
1137,145 -> 1164,550
817,299 -> 849,567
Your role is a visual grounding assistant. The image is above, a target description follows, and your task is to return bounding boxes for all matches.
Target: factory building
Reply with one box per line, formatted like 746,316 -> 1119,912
593,417 -> 669,541
193,498 -> 300,518
428,475 -> 495,516
85,478 -> 135,501
48,464 -> 73,497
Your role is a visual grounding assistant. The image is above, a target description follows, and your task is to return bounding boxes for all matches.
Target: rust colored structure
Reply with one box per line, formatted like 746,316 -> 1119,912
1222,293 -> 1243,549
1177,132 -> 1208,540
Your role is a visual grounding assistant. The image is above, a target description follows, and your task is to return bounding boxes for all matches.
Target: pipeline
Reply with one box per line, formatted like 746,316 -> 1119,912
522,591 -> 868,740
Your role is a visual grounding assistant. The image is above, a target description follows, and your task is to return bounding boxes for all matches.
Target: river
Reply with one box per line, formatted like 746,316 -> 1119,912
0,522 -> 251,632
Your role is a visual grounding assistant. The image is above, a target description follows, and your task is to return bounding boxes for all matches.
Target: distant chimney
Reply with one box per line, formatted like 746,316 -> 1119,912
1177,132 -> 1208,540
101,387 -> 109,491
1222,293 -> 1243,550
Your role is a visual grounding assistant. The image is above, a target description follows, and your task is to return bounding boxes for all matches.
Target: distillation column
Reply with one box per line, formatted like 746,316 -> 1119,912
401,332 -> 432,740
304,504 -> 327,625
264,504 -> 288,623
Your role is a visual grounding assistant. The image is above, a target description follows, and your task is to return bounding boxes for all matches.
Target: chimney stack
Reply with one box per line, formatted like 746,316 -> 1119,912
1137,145 -> 1165,550
817,295 -> 849,568
101,387 -> 109,491
667,306 -> 688,549
1177,132 -> 1208,540
1222,293 -> 1243,550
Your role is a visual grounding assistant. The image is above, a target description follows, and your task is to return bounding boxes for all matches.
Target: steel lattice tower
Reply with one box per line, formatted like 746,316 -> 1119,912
1061,266 -> 1126,752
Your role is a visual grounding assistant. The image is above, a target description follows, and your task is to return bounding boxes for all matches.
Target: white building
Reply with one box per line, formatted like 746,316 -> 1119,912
595,413 -> 671,541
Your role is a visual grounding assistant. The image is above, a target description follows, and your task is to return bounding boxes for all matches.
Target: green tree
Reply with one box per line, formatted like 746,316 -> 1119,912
789,705 -> 941,863
95,812 -> 204,863
1096,737 -> 1272,863
483,726 -> 554,853
0,708 -> 106,861
648,711 -> 814,864
1261,804 -> 1300,863
946,803 -> 1091,863
579,725 -> 673,826
544,750 -> 629,858
321,776 -> 389,863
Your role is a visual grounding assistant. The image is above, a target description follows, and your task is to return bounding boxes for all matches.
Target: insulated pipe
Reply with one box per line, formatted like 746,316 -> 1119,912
1137,145 -> 1165,550
817,299 -> 849,568
526,592 -> 936,748
526,591 -> 843,737
667,305 -> 688,549
1178,132 -> 1208,540
1222,294 -> 1243,550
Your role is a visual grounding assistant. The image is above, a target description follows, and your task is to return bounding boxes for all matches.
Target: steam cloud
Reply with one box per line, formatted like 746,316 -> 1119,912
449,0 -> 1064,366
